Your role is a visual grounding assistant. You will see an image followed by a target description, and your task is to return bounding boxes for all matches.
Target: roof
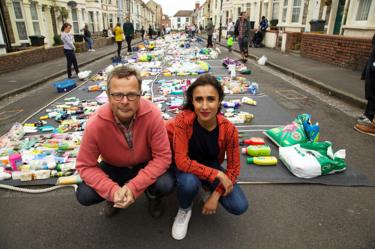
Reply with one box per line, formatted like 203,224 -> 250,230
173,10 -> 193,17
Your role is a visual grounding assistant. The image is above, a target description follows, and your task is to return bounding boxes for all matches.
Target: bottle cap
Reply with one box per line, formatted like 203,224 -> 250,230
241,148 -> 247,154
247,157 -> 254,164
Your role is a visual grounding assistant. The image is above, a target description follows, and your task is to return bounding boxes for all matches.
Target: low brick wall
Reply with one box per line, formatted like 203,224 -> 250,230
285,32 -> 302,51
0,45 -> 64,74
301,33 -> 372,70
0,37 -> 114,74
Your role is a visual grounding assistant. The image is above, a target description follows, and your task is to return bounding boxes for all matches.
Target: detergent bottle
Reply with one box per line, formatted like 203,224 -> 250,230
242,145 -> 271,157
243,137 -> 265,145
247,156 -> 278,166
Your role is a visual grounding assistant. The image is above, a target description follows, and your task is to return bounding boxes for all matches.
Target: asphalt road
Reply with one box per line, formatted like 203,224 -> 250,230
0,44 -> 374,249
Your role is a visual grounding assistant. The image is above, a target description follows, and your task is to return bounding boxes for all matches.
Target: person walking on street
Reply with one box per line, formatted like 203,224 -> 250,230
206,18 -> 214,48
148,25 -> 154,40
114,23 -> 124,57
141,26 -> 145,41
354,34 -> 375,136
234,12 -> 251,62
82,24 -> 95,52
76,65 -> 175,218
123,17 -> 134,54
61,23 -> 79,79
226,19 -> 235,38
166,74 -> 248,240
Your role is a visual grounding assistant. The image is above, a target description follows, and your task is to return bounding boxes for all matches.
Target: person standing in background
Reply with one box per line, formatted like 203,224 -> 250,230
355,34 -> 375,136
61,23 -> 79,79
82,24 -> 95,52
123,17 -> 134,54
206,18 -> 214,48
114,23 -> 124,57
234,12 -> 251,62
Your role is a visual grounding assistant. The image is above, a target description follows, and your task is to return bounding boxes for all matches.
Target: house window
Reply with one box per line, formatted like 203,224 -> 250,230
13,1 -> 28,41
238,7 -> 241,16
109,14 -> 113,28
246,3 -> 251,18
72,9 -> 79,33
89,11 -> 94,32
282,0 -> 288,23
356,0 -> 372,21
272,0 -> 280,20
177,17 -> 181,22
291,0 -> 302,22
82,9 -> 85,23
263,3 -> 269,17
30,2 -> 41,35
186,17 -> 189,22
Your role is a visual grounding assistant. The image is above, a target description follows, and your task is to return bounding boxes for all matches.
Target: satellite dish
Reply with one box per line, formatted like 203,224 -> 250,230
67,1 -> 77,8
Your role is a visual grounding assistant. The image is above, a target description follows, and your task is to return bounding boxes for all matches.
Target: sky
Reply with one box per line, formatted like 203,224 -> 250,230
152,0 -> 203,17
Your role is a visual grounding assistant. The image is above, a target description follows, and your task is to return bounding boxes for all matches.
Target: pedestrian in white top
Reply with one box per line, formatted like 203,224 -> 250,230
61,23 -> 79,79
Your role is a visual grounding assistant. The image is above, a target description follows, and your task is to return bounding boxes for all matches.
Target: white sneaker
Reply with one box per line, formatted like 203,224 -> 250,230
171,208 -> 192,240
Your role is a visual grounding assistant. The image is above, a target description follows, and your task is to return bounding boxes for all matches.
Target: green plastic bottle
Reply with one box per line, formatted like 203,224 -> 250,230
247,156 -> 278,166
244,145 -> 271,157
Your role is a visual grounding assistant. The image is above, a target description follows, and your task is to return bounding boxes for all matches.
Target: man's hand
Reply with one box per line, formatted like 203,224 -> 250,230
216,171 -> 233,196
202,191 -> 220,215
113,185 -> 135,208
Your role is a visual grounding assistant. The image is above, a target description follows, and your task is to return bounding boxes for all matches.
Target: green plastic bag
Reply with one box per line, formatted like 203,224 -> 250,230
264,114 -> 311,147
279,141 -> 346,178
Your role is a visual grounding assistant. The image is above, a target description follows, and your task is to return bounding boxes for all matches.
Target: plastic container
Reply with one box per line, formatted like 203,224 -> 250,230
242,145 -> 271,157
243,137 -> 265,145
247,156 -> 278,166
9,153 -> 22,171
53,79 -> 77,93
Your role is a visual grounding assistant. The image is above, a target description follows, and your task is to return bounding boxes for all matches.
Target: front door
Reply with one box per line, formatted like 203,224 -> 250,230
333,0 -> 346,34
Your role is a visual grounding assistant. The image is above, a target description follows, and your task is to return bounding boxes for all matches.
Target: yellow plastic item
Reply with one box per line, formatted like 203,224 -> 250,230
39,115 -> 49,120
56,175 -> 82,185
247,156 -> 278,166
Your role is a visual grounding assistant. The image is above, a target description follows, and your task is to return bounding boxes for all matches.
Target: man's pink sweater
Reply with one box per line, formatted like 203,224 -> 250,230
76,99 -> 171,202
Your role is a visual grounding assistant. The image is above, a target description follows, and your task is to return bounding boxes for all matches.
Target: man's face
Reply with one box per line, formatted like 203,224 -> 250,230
126,17 -> 130,22
242,12 -> 247,19
108,75 -> 141,125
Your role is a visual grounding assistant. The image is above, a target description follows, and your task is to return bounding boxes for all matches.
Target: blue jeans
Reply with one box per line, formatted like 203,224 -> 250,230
174,162 -> 248,215
85,37 -> 93,49
76,161 -> 175,206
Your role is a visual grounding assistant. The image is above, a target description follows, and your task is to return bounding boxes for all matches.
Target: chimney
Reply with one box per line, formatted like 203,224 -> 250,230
195,1 -> 200,10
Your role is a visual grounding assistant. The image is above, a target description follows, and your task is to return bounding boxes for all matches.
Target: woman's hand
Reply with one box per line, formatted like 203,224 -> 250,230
216,171 -> 233,196
202,191 -> 220,215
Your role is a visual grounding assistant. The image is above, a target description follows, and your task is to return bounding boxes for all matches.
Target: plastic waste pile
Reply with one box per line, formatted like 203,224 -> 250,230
0,128 -> 82,182
222,57 -> 251,75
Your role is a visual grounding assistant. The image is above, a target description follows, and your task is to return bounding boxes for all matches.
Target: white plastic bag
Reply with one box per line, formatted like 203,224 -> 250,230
257,55 -> 267,65
78,70 -> 92,80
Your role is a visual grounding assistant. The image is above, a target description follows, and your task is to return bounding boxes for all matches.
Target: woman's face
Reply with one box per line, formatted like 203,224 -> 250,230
192,84 -> 220,126
65,25 -> 72,33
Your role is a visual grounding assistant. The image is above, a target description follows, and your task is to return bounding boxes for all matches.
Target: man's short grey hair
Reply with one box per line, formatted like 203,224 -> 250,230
107,65 -> 142,90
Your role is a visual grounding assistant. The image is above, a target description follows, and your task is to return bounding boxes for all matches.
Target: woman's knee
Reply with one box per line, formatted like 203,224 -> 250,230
176,173 -> 201,194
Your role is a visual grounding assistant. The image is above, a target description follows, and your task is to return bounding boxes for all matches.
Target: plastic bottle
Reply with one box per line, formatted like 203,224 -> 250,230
247,156 -> 278,166
241,97 -> 257,106
243,137 -> 265,145
242,145 -> 271,156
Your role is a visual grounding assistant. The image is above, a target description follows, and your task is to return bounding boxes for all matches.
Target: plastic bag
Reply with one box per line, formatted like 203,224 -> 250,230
264,114 -> 319,147
279,141 -> 346,178
257,55 -> 267,65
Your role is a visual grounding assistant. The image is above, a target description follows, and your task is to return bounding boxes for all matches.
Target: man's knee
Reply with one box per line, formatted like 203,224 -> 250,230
153,171 -> 175,196
76,182 -> 103,206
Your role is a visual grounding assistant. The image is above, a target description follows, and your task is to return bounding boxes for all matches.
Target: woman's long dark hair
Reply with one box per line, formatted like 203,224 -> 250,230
183,73 -> 224,113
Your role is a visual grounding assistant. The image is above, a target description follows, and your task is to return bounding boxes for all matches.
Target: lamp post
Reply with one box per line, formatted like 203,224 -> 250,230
218,0 -> 223,42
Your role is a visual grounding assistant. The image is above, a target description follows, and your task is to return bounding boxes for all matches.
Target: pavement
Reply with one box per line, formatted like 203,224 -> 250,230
199,34 -> 367,108
0,38 -> 142,102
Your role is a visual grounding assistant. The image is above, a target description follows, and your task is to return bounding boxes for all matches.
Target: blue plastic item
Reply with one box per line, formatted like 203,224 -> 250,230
53,79 -> 76,93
